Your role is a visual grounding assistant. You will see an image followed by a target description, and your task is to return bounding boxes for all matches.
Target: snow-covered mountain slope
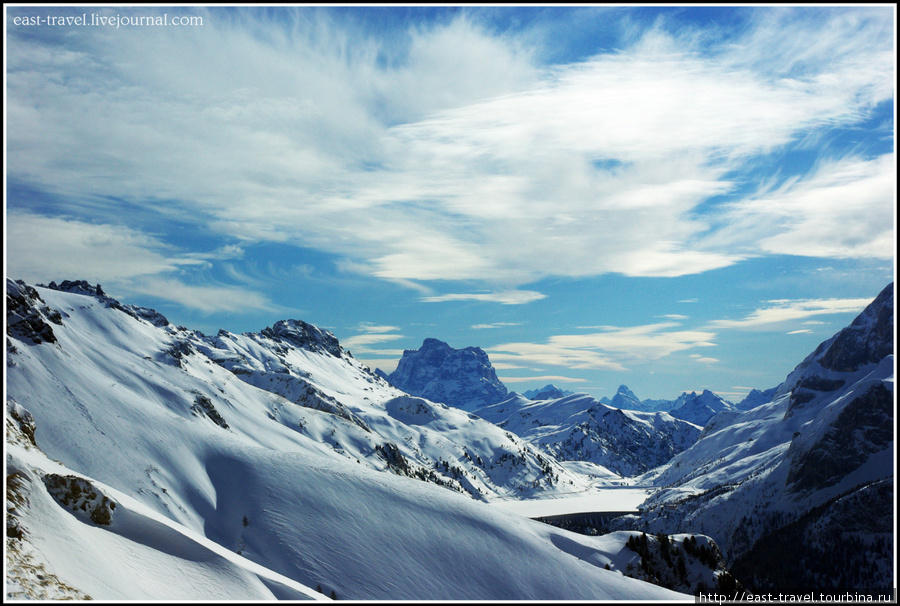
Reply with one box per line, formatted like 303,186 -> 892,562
6,278 -> 690,600
384,337 -> 508,411
473,393 -> 702,477
618,283 -> 894,591
523,384 -> 574,400
668,390 -> 736,427
9,280 -> 585,503
6,404 -> 321,601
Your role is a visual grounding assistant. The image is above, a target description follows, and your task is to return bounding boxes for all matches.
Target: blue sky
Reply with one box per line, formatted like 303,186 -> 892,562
5,5 -> 895,401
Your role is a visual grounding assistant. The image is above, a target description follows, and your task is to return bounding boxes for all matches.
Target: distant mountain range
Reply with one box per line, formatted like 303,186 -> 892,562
384,340 -> 739,429
600,384 -> 736,427
382,342 -> 708,475
615,282 -> 895,593
473,393 -> 702,477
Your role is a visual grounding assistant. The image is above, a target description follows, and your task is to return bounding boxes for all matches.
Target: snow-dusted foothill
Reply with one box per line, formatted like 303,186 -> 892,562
618,283 -> 894,592
5,278 -> 690,600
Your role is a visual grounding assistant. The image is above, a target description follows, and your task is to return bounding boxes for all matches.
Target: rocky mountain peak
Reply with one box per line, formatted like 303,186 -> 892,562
44,279 -> 106,298
814,282 -> 893,373
608,384 -> 642,409
779,283 -> 894,415
39,279 -> 170,327
387,338 -> 508,411
260,319 -> 344,358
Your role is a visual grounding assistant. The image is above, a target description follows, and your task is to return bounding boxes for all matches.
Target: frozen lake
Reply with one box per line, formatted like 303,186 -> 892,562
489,487 -> 654,518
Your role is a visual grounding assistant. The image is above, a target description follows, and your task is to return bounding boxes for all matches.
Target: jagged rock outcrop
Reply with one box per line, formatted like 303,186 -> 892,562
386,338 -> 508,411
42,474 -> 117,525
260,319 -> 344,358
7,279 -> 63,345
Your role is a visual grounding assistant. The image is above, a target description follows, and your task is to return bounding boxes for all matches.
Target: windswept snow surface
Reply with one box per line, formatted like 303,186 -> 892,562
5,279 -> 689,600
6,423 -> 322,601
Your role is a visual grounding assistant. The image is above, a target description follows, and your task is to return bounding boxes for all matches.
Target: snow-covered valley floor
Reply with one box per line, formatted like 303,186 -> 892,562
490,487 -> 654,518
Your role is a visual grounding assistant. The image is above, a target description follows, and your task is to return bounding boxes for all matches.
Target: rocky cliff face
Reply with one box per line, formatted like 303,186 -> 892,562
386,338 -> 508,411
7,279 -> 63,345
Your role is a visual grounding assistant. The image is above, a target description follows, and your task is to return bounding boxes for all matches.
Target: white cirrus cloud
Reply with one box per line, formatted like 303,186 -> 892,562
690,355 -> 720,364
490,362 -> 527,370
499,375 -> 588,384
708,297 -> 873,330
6,211 -> 277,315
471,322 -> 523,330
354,324 -> 403,334
6,211 -> 193,283
488,323 -> 718,372
5,7 -> 893,299
713,154 -> 895,260
340,333 -> 406,350
422,291 -> 546,305
125,278 -> 277,315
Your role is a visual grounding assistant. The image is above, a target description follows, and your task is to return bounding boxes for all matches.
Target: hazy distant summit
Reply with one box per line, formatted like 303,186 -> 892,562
522,384 -> 574,400
384,338 -> 508,411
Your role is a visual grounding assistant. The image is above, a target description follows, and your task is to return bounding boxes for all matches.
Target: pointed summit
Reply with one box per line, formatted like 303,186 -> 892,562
609,385 -> 641,410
